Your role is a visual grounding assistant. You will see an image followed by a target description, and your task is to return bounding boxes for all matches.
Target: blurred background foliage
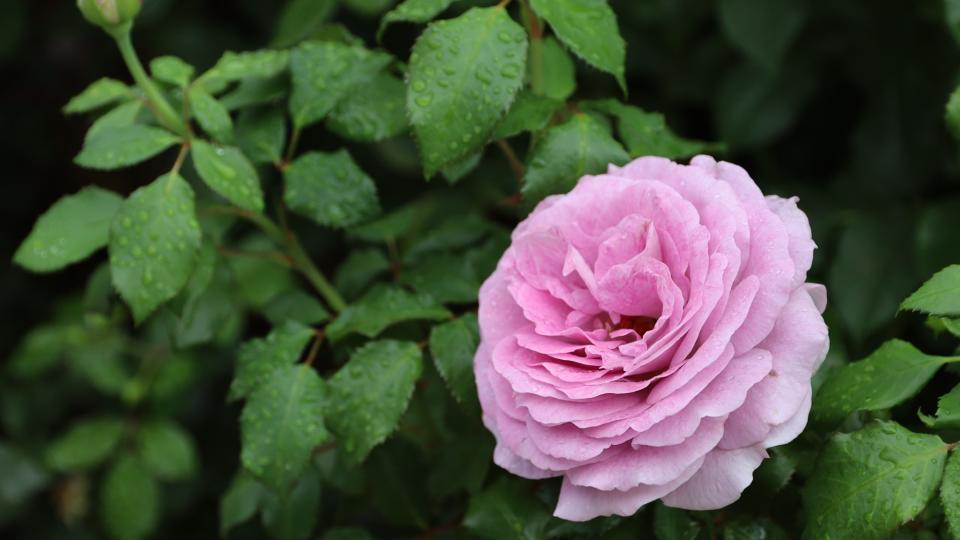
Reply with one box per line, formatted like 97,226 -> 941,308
2,0 -> 960,538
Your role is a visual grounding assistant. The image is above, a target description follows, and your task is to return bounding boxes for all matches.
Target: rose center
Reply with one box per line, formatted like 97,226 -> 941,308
615,315 -> 658,337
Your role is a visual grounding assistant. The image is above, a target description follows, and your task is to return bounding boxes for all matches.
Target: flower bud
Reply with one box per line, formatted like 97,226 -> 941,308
77,0 -> 142,31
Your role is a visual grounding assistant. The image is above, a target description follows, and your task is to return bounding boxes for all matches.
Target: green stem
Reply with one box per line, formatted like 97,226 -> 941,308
112,25 -> 189,137
202,205 -> 347,313
521,0 -> 545,95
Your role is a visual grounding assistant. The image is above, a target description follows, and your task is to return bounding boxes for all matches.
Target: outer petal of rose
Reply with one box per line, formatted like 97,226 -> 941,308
764,389 -> 812,447
526,421 -> 634,461
493,443 -> 556,480
765,195 -> 815,288
566,417 -> 725,490
554,457 -> 705,521
719,287 -> 827,449
661,445 -> 766,510
805,283 -> 828,313
477,266 -> 528,346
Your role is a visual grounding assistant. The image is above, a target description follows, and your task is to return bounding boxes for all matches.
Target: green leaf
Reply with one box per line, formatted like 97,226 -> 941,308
101,455 -> 159,540
327,340 -> 423,462
75,125 -> 180,170
722,518 -> 788,540
273,0 -> 338,48
586,100 -> 723,159
947,86 -> 960,140
941,449 -> 960,540
261,466 -> 321,540
464,477 -> 552,540
494,91 -> 562,139
7,324 -> 70,379
522,112 -> 628,206
378,0 -> 459,38
428,423 -> 492,498
191,140 -> 264,212
812,339 -> 954,426
86,101 -> 146,142
429,314 -> 479,409
220,77 -> 289,111
803,421 -> 947,540
289,41 -> 391,128
283,150 -> 380,228
334,248 -> 391,300
404,214 -> 496,260
0,444 -> 48,509
718,0 -> 805,71
366,441 -> 431,528
343,0 -> 395,17
14,187 -> 123,273
540,35 -> 575,101
227,236 -> 297,308
529,0 -> 625,90
63,77 -> 130,114
229,321 -> 315,401
400,252 -> 483,304
901,265 -> 960,316
136,421 -> 197,481
654,503 -> 700,540
920,383 -> 960,429
263,290 -> 331,326
150,55 -> 194,87
206,49 -> 291,83
240,365 -> 328,493
109,174 -> 201,323
45,416 -> 125,472
189,89 -> 233,142
326,284 -> 451,341
236,107 -> 287,165
220,471 -> 264,538
327,72 -> 407,142
407,6 -> 527,177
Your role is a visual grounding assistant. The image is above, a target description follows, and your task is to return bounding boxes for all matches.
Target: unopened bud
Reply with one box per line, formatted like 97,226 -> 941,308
77,0 -> 142,31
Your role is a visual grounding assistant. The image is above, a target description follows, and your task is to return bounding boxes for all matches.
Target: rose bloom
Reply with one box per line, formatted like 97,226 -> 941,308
475,155 -> 828,521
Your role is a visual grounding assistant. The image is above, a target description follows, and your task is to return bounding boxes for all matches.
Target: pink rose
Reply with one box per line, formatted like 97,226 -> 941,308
475,155 -> 829,521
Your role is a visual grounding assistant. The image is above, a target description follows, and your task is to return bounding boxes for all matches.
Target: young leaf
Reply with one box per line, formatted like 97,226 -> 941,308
14,187 -> 123,273
0,444 -> 49,509
343,0 -> 394,16
206,49 -> 291,82
327,73 -> 407,142
150,55 -> 194,87
429,314 -> 479,409
75,125 -> 180,170
188,88 -> 233,142
378,0 -> 459,38
272,0 -> 338,48
327,340 -> 423,463
63,77 -> 131,114
229,321 -> 315,401
263,290 -> 331,327
322,528 -> 375,540
722,518 -> 787,540
101,455 -> 159,540
718,0 -> 805,71
942,450 -> 960,540
407,6 -> 527,177
653,503 -> 700,540
190,140 -> 264,212
334,248 -> 391,300
86,101 -> 145,144
289,41 -> 391,128
108,174 -> 202,323
240,365 -> 328,494
136,420 -> 197,481
464,477 -> 552,540
326,284 -> 451,341
540,35 -> 575,101
45,416 -> 125,472
522,112 -> 628,206
236,107 -> 287,165
803,421 -> 947,540
920,383 -> 960,429
261,466 -> 321,540
529,0 -> 626,90
586,100 -> 722,159
900,265 -> 960,316
220,471 -> 264,538
219,77 -> 289,111
494,91 -> 562,139
812,339 -> 955,426
283,150 -> 380,228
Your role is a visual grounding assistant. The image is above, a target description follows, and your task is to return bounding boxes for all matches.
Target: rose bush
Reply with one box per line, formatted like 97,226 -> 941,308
476,155 -> 829,520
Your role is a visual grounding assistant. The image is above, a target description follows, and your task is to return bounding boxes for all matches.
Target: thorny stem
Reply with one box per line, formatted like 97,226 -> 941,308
521,0 -> 545,95
112,25 -> 190,138
202,205 -> 347,312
